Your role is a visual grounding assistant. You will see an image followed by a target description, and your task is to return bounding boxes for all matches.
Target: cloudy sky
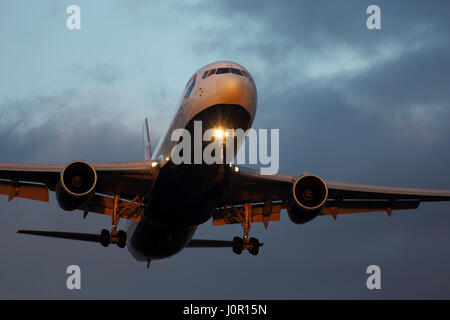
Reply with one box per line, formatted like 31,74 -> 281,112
0,0 -> 449,299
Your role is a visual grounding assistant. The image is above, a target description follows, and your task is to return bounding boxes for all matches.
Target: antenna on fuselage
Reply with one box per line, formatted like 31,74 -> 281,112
144,118 -> 152,161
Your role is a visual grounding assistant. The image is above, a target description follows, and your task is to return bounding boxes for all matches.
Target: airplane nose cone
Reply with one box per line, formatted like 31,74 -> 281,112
216,75 -> 245,102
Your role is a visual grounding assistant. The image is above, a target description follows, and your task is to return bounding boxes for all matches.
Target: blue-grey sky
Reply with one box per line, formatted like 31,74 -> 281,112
0,0 -> 449,299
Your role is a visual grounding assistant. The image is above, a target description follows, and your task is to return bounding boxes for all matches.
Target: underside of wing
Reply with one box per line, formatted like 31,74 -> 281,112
91,161 -> 158,201
215,166 -> 450,225
0,180 -> 49,202
321,199 -> 420,219
323,181 -> 450,219
0,161 -> 158,221
213,201 -> 283,228
219,166 -> 293,205
0,161 -> 157,198
83,193 -> 143,221
326,181 -> 450,201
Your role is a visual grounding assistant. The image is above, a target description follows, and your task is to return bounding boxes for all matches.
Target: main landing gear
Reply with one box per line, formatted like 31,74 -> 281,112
100,229 -> 127,248
99,195 -> 127,248
231,203 -> 263,256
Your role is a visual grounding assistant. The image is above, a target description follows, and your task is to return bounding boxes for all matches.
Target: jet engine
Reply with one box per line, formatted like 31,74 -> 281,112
56,160 -> 97,211
287,174 -> 328,224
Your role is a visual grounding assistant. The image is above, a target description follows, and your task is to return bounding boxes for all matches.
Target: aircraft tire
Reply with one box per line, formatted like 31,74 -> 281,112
100,229 -> 110,247
232,236 -> 243,255
117,230 -> 127,248
249,237 -> 259,256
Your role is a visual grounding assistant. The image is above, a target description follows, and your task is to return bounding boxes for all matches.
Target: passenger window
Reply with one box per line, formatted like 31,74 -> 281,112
216,67 -> 230,74
207,69 -> 216,77
231,68 -> 242,75
202,71 -> 208,79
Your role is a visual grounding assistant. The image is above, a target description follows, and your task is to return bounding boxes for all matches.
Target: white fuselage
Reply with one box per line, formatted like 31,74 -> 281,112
152,61 -> 258,165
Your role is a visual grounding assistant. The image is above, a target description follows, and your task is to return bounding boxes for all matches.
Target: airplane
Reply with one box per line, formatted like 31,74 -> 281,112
1,60 -> 450,267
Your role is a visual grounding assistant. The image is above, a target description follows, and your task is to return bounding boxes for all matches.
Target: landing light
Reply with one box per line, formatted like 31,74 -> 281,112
213,128 -> 230,138
214,128 -> 224,138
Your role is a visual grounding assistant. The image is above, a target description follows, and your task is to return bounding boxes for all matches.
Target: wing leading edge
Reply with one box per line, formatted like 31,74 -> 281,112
215,167 -> 450,225
0,161 -> 159,220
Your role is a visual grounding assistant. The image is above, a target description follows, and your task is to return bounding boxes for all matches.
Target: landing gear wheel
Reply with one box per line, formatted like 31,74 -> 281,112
100,229 -> 110,247
232,236 -> 243,255
117,230 -> 127,248
249,237 -> 260,256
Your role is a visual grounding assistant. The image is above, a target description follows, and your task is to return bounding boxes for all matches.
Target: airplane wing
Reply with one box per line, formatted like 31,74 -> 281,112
214,166 -> 450,226
0,161 -> 159,221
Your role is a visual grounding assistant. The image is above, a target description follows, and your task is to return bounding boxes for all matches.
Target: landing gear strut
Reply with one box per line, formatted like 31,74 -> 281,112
99,195 -> 127,248
231,203 -> 263,256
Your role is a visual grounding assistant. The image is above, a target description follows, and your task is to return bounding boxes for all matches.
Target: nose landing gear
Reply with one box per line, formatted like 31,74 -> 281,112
231,203 -> 263,256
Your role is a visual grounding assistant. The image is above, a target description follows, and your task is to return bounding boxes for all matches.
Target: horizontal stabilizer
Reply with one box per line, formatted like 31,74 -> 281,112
187,239 -> 234,248
17,229 -> 101,243
144,118 -> 151,161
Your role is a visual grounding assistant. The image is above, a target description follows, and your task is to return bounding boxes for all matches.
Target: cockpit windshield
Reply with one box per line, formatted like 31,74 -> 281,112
183,73 -> 197,99
201,66 -> 253,81
216,67 -> 230,74
231,68 -> 242,75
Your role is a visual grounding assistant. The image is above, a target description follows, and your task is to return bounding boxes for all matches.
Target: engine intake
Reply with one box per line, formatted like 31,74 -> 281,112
56,160 -> 97,211
287,174 -> 328,224
292,174 -> 328,211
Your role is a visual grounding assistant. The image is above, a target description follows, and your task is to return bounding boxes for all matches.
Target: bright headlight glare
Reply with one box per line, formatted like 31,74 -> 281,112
214,128 -> 224,138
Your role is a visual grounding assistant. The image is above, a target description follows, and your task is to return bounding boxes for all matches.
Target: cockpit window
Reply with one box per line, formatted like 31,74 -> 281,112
207,68 -> 216,77
231,68 -> 242,75
216,67 -> 230,74
201,67 -> 252,82
184,73 -> 197,99
242,70 -> 254,82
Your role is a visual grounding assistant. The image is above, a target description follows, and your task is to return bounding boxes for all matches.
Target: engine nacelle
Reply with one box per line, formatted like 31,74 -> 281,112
287,174 -> 328,224
56,160 -> 97,211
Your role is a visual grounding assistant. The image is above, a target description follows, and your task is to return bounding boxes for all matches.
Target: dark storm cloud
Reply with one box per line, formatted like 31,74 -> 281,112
180,0 -> 450,299
0,1 -> 449,299
190,0 -> 450,162
0,90 -> 157,164
342,41 -> 450,110
84,64 -> 124,84
0,89 -> 165,299
197,0 -> 450,53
